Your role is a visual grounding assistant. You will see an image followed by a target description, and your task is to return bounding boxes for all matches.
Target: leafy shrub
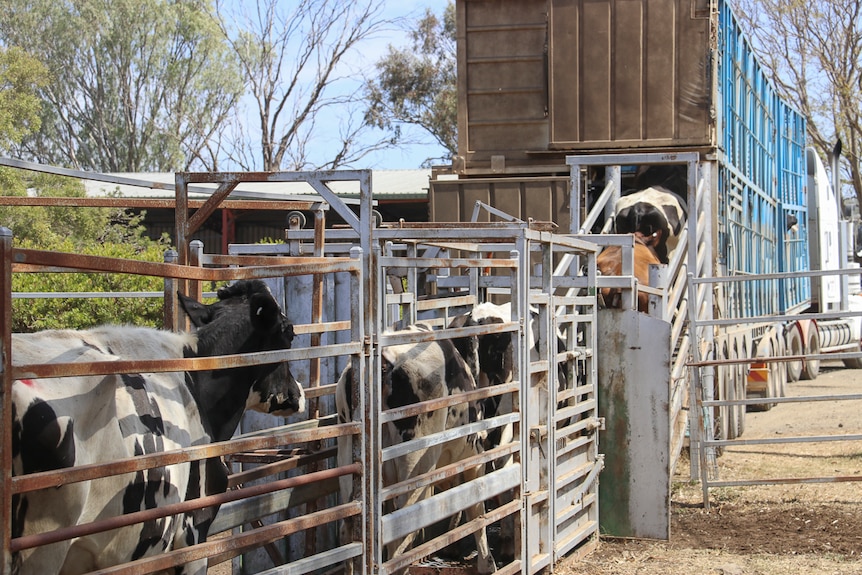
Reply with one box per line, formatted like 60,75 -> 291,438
11,237 -> 169,332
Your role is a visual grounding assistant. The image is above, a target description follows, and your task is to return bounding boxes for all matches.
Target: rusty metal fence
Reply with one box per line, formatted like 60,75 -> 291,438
1,165 -> 603,575
0,226 -> 365,574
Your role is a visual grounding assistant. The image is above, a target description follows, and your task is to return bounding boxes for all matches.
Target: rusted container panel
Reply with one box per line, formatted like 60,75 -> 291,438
430,176 -> 570,229
548,0 -> 712,150
457,0 -> 714,173
457,0 -> 549,171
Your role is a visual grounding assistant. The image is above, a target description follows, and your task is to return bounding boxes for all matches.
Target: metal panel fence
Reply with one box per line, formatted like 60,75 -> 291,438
1,167 -> 603,575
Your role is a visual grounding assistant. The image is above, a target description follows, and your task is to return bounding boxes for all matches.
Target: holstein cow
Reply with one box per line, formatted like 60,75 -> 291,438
450,302 -> 571,447
613,186 -> 687,264
336,324 -> 496,574
11,279 -> 306,575
449,303 -> 522,455
449,302 -> 574,561
596,235 -> 662,313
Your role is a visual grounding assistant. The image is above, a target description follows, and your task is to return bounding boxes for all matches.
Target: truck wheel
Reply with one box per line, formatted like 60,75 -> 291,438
801,327 -> 820,380
770,336 -> 785,400
726,376 -> 739,440
784,326 -> 803,382
748,335 -> 781,412
727,345 -> 745,439
842,343 -> 862,369
734,350 -> 746,438
713,344 -> 730,451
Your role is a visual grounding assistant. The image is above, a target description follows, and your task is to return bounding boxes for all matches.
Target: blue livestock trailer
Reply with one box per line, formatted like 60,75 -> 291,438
431,0 -> 862,540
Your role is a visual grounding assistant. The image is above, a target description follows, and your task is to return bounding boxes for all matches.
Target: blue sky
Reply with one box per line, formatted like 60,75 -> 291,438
225,0 -> 449,170
324,0 -> 451,170
368,0 -> 448,169
222,0 -> 451,172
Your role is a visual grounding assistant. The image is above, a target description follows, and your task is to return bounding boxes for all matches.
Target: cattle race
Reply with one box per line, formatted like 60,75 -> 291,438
0,168 -> 607,575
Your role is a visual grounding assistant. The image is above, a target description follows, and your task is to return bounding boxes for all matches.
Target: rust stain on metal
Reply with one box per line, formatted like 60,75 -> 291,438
13,422 -> 360,494
12,465 -> 358,552
0,196 -> 318,211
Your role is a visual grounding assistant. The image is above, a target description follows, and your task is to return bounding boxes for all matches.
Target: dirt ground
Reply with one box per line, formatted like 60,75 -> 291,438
556,360 -> 862,575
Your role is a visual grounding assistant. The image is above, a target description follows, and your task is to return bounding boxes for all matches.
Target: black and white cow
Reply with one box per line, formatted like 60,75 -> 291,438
11,279 -> 306,575
449,302 -> 572,449
449,303 -> 523,456
336,324 -> 496,574
449,302 -> 564,561
614,186 -> 687,265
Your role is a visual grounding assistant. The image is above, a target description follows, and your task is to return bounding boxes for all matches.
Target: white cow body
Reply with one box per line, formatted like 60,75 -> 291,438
337,324 -> 495,574
11,280 -> 306,575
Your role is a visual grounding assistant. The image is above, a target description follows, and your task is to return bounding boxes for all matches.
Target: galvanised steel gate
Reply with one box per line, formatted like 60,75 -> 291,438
279,182 -> 604,575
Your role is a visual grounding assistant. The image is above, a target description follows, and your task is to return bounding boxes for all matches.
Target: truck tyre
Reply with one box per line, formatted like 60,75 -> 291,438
735,349 -> 746,437
713,343 -> 730,451
784,326 -> 803,382
748,335 -> 782,412
801,327 -> 820,380
770,336 -> 785,400
842,343 -> 862,369
727,345 -> 745,439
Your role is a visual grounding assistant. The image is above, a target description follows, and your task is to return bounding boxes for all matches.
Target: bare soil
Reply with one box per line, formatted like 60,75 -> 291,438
557,360 -> 862,575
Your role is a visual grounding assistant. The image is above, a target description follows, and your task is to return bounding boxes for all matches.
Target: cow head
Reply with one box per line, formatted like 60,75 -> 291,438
450,302 -> 515,388
179,279 -> 306,441
614,186 -> 687,264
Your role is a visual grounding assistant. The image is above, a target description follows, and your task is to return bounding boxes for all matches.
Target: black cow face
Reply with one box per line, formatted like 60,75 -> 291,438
178,279 -> 306,442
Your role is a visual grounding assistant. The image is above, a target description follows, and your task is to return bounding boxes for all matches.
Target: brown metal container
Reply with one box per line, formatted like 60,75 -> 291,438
456,0 -> 714,174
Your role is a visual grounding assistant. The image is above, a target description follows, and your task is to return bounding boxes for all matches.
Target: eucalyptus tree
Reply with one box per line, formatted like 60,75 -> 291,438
0,47 -> 48,155
0,0 -> 243,172
734,0 -> 862,204
364,1 -> 457,167
211,0 -> 398,171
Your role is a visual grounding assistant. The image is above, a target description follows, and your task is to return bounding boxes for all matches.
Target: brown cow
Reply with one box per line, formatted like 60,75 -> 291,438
596,234 -> 661,312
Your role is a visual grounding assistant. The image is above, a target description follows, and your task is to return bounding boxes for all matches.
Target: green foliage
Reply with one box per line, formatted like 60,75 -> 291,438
11,237 -> 168,332
0,174 -> 113,245
0,47 -> 48,153
1,175 -> 172,332
0,0 -> 242,172
364,2 -> 457,165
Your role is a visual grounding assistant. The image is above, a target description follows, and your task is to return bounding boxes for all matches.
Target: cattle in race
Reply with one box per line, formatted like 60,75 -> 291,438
596,235 -> 662,312
613,186 -> 687,264
449,302 -> 576,561
449,303 -> 522,455
336,323 -> 496,574
11,279 -> 306,575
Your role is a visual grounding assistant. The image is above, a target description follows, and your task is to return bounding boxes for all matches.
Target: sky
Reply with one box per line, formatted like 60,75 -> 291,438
317,0 -> 451,171
216,0 -> 451,172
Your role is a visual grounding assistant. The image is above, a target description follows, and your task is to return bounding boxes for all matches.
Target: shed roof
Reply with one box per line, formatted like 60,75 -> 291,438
81,169 -> 431,202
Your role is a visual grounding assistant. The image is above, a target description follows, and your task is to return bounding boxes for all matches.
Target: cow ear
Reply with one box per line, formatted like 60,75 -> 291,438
249,292 -> 281,333
380,349 -> 395,381
178,292 -> 212,327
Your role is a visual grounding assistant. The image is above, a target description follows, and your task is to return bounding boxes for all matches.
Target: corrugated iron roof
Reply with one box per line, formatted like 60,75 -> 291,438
81,169 -> 431,201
